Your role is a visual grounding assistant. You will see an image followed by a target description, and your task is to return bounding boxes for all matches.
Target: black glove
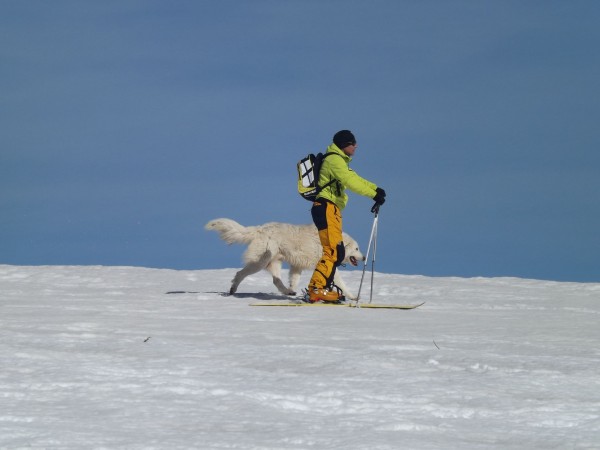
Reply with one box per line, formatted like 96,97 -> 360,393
373,187 -> 386,205
371,187 -> 386,214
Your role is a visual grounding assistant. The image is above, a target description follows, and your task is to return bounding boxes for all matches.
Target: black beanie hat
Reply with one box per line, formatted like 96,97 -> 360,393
333,130 -> 356,149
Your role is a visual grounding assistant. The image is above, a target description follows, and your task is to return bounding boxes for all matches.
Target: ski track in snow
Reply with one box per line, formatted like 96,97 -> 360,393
1,265 -> 599,449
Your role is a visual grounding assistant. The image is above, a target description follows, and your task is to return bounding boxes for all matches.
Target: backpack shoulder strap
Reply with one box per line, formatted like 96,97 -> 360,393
322,152 -> 343,161
317,152 -> 344,192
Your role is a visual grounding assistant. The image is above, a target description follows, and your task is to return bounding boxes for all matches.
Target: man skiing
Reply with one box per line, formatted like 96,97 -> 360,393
307,130 -> 386,302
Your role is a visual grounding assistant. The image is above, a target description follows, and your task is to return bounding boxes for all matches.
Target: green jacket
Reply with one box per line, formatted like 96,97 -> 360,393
317,143 -> 378,210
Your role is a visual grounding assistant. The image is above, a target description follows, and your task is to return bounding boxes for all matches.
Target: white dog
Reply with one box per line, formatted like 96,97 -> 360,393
205,218 -> 365,299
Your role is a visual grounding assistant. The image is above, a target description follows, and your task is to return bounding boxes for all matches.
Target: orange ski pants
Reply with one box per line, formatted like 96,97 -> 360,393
309,199 -> 345,290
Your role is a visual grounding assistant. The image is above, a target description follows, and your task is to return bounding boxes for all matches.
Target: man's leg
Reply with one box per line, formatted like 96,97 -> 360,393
308,201 -> 343,298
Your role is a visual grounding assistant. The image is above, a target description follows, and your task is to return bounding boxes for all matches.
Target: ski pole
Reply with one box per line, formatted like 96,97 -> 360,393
368,211 -> 378,304
356,208 -> 379,303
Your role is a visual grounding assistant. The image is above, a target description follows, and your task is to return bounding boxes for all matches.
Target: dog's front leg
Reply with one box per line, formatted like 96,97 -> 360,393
333,272 -> 356,300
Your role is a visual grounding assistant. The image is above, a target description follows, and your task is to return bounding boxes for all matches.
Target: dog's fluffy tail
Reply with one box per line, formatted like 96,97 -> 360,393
205,218 -> 255,245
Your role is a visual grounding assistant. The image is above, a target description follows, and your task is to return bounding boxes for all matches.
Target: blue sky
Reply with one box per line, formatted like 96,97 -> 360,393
2,1 -> 599,282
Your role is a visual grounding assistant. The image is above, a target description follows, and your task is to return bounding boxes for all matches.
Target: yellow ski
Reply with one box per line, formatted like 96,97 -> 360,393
249,301 -> 425,309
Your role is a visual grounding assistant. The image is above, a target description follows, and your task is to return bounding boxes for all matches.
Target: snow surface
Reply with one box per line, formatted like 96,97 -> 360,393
1,264 -> 599,449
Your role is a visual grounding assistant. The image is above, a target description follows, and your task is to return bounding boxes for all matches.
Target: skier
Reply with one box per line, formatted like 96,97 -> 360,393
307,130 -> 386,302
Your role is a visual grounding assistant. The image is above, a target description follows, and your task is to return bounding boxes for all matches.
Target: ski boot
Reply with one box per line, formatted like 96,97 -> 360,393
303,285 -> 346,304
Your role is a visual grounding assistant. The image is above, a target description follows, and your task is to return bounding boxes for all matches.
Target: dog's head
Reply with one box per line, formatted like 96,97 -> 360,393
341,233 -> 365,267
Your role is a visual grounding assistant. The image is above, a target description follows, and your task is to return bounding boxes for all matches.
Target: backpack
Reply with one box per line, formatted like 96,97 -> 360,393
297,152 -> 339,202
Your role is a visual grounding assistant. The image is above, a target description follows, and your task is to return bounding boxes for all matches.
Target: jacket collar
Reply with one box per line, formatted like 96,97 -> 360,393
327,143 -> 352,162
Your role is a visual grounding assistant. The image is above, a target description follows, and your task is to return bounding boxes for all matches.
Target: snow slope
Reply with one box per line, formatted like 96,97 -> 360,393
1,265 -> 599,449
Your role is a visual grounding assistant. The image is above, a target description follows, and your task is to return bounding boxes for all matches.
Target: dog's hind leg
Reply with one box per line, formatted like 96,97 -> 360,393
266,258 -> 296,296
230,252 -> 272,294
288,266 -> 303,295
